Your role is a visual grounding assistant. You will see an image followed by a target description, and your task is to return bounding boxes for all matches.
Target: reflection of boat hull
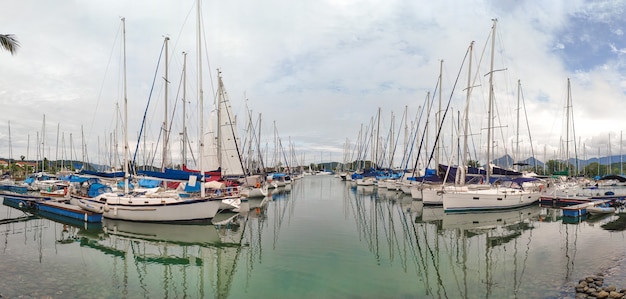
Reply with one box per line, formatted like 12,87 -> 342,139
103,217 -> 234,246
421,205 -> 444,222
442,204 -> 541,230
37,208 -> 103,231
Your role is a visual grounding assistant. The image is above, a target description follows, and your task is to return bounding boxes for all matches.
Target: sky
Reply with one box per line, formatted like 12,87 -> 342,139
2,0 -> 626,169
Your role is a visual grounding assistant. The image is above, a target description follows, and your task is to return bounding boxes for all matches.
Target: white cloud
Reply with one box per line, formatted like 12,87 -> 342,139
1,0 -> 626,169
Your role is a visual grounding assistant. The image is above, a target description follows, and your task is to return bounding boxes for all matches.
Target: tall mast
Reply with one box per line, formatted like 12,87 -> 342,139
7,120 -> 11,179
122,17 -> 129,194
436,60 -> 443,175
217,71 -> 223,167
461,41 -> 474,185
162,36 -> 169,172
486,19 -> 497,183
516,79 -> 521,172
197,0 -> 205,197
566,78 -> 571,175
42,114 -> 46,172
182,51 -> 188,167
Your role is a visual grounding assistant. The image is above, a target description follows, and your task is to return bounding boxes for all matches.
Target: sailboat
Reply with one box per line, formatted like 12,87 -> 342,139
441,19 -> 542,212
84,17 -> 225,222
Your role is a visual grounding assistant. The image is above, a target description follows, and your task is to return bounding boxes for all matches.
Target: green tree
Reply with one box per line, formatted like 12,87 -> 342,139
467,160 -> 480,168
0,34 -> 19,55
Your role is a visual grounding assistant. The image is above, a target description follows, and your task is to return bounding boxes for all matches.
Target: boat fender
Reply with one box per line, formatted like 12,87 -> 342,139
255,182 -> 260,188
539,185 -> 545,192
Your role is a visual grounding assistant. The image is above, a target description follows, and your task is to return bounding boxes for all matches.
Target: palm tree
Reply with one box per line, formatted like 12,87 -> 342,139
0,34 -> 20,55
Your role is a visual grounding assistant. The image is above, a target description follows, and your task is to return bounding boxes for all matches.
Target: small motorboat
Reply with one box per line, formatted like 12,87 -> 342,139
587,204 -> 616,216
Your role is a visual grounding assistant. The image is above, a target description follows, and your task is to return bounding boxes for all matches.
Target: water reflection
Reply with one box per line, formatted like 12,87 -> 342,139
1,196 -> 269,299
4,176 -> 626,298
349,185 -> 544,298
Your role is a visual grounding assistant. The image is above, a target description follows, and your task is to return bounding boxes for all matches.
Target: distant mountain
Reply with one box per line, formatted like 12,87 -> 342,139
491,154 -> 626,170
492,154 -> 545,169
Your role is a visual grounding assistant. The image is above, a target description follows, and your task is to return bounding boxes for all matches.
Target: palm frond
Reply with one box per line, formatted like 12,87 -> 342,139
0,34 -> 20,55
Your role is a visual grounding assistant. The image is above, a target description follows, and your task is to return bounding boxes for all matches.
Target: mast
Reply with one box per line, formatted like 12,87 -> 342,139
516,79 -> 521,172
460,41 -> 474,185
182,51 -> 188,167
162,36 -> 169,172
566,78 -> 571,176
197,0 -> 205,197
55,123 -> 60,171
486,19 -> 497,183
375,107 -> 380,168
122,17 -> 129,194
42,114 -> 46,172
436,60 -> 443,175
7,120 -> 11,179
217,71 -> 223,168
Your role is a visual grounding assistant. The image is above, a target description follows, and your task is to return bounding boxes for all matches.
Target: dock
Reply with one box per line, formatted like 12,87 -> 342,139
561,200 -> 611,217
2,193 -> 102,223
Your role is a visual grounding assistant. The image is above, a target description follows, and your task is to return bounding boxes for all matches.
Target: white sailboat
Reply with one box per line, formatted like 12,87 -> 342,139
442,19 -> 541,212
92,16 -> 224,222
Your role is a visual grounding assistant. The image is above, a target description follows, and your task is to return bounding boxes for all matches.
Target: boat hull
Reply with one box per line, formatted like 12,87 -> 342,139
99,194 -> 221,222
443,188 -> 541,212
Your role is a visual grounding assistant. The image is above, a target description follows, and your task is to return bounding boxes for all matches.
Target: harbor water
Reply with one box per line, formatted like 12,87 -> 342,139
2,175 -> 626,298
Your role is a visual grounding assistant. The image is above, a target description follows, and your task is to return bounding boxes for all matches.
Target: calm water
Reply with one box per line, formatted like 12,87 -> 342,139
2,175 -> 626,299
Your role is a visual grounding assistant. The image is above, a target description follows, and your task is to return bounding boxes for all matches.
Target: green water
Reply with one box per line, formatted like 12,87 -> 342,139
2,175 -> 626,299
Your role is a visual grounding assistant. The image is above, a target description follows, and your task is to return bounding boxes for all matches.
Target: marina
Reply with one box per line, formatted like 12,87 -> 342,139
2,175 -> 626,298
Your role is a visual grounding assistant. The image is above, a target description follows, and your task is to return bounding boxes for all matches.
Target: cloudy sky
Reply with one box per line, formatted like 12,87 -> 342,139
2,0 -> 626,169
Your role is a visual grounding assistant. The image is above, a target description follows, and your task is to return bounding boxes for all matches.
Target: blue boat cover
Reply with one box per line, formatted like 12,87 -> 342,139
138,178 -> 161,188
88,183 -> 112,198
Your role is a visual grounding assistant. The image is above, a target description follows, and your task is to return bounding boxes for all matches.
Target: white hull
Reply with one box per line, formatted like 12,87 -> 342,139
241,186 -> 269,198
219,196 -> 241,211
356,177 -> 375,186
442,187 -> 541,212
75,198 -> 105,213
97,193 -> 222,222
587,206 -> 615,216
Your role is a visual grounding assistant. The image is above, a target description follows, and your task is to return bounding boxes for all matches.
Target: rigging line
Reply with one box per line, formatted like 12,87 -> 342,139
403,102 -> 426,172
164,65 -> 186,164
411,94 -> 434,177
389,109 -> 408,170
520,82 -> 538,172
247,111 -> 267,174
131,40 -> 166,169
422,46 -> 470,179
88,21 -> 122,145
220,77 -> 248,176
